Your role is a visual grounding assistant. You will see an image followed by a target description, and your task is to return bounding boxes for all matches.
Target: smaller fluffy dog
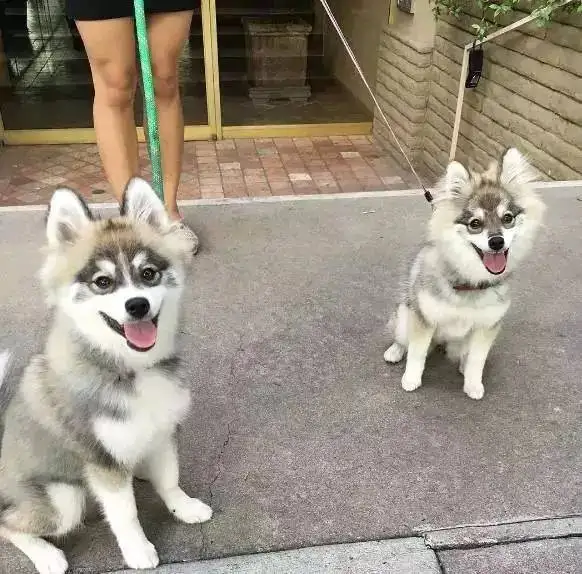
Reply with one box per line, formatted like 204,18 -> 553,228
0,179 -> 212,574
384,148 -> 545,399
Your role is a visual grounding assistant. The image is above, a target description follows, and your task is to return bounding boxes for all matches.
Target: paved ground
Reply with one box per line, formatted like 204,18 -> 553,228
114,539 -> 441,574
0,186 -> 580,573
439,537 -> 582,574
0,136 -> 415,206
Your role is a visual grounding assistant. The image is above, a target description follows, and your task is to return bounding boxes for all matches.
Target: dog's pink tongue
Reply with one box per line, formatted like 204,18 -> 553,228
123,321 -> 157,349
482,251 -> 507,274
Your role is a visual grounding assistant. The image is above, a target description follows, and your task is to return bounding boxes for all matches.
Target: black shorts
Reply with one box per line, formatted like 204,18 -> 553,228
66,0 -> 197,21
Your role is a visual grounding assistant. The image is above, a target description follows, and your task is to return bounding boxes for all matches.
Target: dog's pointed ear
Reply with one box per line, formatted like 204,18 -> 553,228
443,160 -> 470,195
499,147 -> 537,187
46,188 -> 93,246
121,177 -> 170,230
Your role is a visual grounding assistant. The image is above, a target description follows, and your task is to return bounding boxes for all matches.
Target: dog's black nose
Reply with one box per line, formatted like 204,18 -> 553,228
488,235 -> 505,251
125,297 -> 150,319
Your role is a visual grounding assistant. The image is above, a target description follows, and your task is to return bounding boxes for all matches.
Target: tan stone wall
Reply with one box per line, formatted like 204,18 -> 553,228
372,0 -> 436,166
374,4 -> 582,182
422,9 -> 582,180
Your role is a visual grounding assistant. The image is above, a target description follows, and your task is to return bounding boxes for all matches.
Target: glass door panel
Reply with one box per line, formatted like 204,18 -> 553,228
0,0 -> 208,131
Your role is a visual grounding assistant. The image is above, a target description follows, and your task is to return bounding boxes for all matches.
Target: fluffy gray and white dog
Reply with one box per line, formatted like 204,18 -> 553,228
0,178 -> 212,574
384,148 -> 546,400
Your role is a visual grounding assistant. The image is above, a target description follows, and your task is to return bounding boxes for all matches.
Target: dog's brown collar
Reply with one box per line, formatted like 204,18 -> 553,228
453,283 -> 490,291
453,280 -> 503,291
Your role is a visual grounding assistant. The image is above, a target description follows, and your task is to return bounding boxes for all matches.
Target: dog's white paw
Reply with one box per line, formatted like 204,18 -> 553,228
464,381 -> 485,400
120,537 -> 159,570
163,488 -> 213,524
173,497 -> 213,524
384,343 -> 405,363
31,545 -> 68,574
401,373 -> 422,392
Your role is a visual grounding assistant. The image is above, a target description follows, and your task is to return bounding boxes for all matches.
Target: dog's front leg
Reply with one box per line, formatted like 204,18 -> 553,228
138,436 -> 213,524
463,325 -> 501,400
86,465 -> 159,570
401,310 -> 435,392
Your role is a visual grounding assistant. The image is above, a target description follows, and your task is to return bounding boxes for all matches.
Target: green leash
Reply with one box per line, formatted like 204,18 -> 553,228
133,0 -> 164,200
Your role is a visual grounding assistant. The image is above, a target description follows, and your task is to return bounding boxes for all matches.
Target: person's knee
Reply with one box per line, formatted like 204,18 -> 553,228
152,64 -> 180,101
94,61 -> 137,108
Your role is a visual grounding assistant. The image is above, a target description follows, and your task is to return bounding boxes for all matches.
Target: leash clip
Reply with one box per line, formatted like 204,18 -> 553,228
423,186 -> 433,204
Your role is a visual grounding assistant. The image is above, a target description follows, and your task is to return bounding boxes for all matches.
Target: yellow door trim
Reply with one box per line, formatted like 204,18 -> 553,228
201,0 -> 222,139
0,5 -> 218,145
388,0 -> 396,25
2,126 -> 213,146
222,122 -> 372,139
1,2 -> 374,145
209,0 -> 222,139
1,121 -> 372,148
0,33 -> 5,142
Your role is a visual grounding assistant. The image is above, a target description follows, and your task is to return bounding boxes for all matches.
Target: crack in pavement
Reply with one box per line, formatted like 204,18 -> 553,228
208,421 -> 234,509
414,513 -> 582,534
194,325 -> 581,561
200,421 -> 234,558
200,334 -> 244,558
430,531 -> 582,552
422,515 -> 582,553
434,550 -> 447,574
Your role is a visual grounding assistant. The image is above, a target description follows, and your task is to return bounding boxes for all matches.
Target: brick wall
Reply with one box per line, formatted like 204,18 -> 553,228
421,8 -> 582,180
373,27 -> 434,167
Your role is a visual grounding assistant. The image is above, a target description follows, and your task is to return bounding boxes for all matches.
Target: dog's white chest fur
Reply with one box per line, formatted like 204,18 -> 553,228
93,370 -> 190,467
418,289 -> 509,340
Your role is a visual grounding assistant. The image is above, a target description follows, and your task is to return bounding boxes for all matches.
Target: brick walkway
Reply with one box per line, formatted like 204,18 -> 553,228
0,136 -> 416,207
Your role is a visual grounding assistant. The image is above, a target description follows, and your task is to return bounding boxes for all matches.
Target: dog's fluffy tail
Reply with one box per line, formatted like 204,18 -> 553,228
0,350 -> 12,463
0,350 -> 12,391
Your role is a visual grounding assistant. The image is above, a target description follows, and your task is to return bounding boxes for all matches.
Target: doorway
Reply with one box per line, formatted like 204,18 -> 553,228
0,0 -> 382,144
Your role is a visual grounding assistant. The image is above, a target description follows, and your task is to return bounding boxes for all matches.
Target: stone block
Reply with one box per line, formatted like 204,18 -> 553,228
389,27 -> 436,55
431,57 -> 483,111
374,113 -> 423,150
426,110 -> 494,170
487,43 -> 582,101
377,45 -> 431,83
462,106 -> 579,179
432,50 -> 459,79
425,90 -> 575,179
426,94 -> 455,125
547,21 -> 582,51
376,83 -> 428,123
429,80 -> 483,115
499,31 -> 582,77
437,22 -> 473,54
422,133 -> 449,167
477,78 -> 582,148
376,68 -> 429,109
484,64 -> 582,125
376,89 -> 427,130
481,99 -> 582,173
427,95 -> 502,159
381,34 -> 433,70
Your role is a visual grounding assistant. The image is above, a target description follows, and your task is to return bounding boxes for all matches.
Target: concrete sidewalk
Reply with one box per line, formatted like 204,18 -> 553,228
113,538 -> 441,574
111,531 -> 582,573
0,187 -> 580,573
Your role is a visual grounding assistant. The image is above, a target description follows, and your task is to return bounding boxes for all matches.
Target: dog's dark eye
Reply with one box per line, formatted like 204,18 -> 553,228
502,212 -> 514,226
141,267 -> 158,283
94,276 -> 113,290
468,218 -> 482,231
